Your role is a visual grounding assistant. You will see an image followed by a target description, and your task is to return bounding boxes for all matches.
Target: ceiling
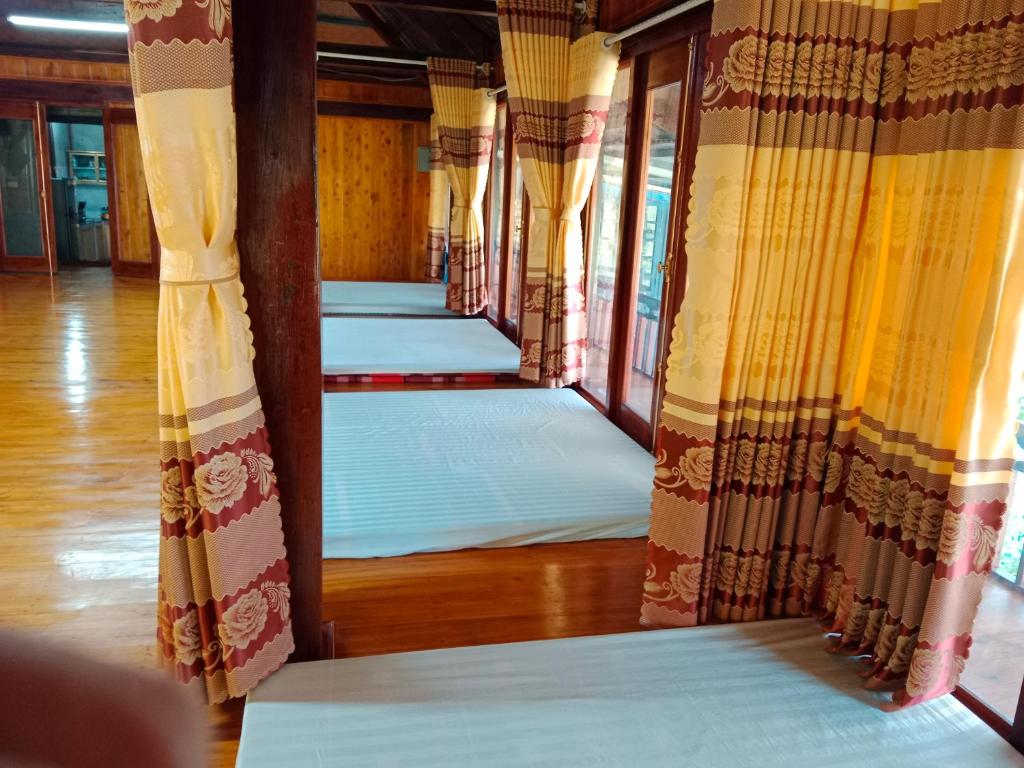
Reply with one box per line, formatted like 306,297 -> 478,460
0,0 -> 501,72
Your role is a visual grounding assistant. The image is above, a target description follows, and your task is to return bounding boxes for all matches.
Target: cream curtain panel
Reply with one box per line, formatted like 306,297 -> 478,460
125,0 -> 293,703
427,59 -> 495,315
426,114 -> 450,282
497,0 -> 619,387
643,0 -> 1024,708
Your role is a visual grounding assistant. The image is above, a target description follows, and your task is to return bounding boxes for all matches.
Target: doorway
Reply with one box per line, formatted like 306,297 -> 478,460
47,107 -> 112,270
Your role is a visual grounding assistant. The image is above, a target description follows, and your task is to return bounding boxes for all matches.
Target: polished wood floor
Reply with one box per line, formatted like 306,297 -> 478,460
0,269 -> 648,767
9,269 -> 1016,765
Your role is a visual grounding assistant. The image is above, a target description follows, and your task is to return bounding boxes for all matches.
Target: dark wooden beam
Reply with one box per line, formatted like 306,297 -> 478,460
352,0 -> 497,16
349,4 -> 405,49
234,0 -> 324,662
0,42 -> 129,64
317,100 -> 432,121
0,78 -> 133,105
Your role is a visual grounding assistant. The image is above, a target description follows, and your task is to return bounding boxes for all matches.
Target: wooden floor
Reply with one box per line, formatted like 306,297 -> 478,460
6,268 -> 1017,765
0,269 -> 648,767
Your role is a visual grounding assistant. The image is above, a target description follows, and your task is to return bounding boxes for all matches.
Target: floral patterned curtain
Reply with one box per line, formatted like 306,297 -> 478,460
425,114 -> 450,282
642,0 -> 1024,708
427,59 -> 495,315
497,0 -> 620,387
125,0 -> 293,703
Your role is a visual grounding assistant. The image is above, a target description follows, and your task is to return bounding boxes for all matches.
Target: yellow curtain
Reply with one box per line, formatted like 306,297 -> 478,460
427,58 -> 495,315
643,0 -> 1024,708
497,0 -> 620,386
125,0 -> 293,703
425,114 -> 450,282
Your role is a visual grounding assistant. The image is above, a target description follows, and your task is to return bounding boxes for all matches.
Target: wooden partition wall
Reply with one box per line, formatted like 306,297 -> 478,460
318,114 -> 431,282
104,107 -> 159,278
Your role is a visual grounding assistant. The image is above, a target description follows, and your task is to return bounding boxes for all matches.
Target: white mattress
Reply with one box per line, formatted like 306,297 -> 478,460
322,317 -> 521,376
322,280 -> 454,316
323,388 -> 654,558
238,619 -> 1023,768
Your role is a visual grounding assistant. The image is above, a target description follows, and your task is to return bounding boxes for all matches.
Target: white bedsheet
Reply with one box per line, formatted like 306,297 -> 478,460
323,388 -> 654,558
321,280 -> 454,316
238,618 -> 1023,768
322,317 -> 521,375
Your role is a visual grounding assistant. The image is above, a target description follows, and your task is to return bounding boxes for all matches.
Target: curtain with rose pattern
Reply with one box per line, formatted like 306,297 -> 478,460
643,0 -> 1024,708
125,0 -> 294,704
496,0 -> 620,387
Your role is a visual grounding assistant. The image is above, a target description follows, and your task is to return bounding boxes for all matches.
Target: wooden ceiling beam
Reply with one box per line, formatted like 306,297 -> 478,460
348,4 -> 406,49
351,0 -> 497,16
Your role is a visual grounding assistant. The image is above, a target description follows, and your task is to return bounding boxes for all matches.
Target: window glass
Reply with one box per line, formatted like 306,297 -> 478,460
506,151 -> 525,329
487,106 -> 506,321
0,118 -> 44,256
961,394 -> 1024,721
582,66 -> 632,405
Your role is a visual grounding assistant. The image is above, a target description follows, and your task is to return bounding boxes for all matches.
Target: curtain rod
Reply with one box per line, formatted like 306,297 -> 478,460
603,0 -> 710,47
316,51 -> 488,72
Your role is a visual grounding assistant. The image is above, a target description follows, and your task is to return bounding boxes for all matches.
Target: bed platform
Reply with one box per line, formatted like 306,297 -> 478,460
322,317 -> 522,383
237,618 -> 1022,767
322,388 -> 654,558
321,280 -> 455,316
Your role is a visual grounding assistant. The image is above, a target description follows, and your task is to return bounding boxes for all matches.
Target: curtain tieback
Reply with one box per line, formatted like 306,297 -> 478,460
532,207 -> 582,225
160,272 -> 239,287
160,244 -> 240,286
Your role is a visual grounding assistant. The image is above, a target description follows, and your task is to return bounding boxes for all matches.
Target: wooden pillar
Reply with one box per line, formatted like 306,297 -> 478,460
234,0 -> 323,661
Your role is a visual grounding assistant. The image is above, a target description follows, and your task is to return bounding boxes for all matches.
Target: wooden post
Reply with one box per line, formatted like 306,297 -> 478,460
233,0 -> 323,662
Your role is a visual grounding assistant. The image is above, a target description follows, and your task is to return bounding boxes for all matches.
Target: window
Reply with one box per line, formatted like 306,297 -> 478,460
487,105 -> 506,322
506,151 -> 526,331
582,65 -> 632,406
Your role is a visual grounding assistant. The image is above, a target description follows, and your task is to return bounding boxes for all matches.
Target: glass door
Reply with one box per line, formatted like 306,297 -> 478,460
957,393 -> 1024,746
486,104 -> 506,322
578,38 -> 698,449
0,101 -> 53,273
621,78 -> 682,428
582,63 -> 633,408
504,149 -> 527,338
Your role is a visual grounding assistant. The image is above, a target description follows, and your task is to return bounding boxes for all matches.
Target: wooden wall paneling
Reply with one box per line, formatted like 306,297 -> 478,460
234,0 -> 323,662
405,121 -> 431,279
0,54 -> 130,84
318,115 -> 430,282
316,78 -> 432,108
104,108 -> 159,278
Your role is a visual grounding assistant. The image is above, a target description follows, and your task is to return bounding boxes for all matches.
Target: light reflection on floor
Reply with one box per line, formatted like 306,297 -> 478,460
0,269 -> 159,666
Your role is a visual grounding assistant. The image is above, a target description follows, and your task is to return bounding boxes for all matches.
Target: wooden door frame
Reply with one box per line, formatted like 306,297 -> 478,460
0,99 -> 56,274
104,105 -> 160,279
